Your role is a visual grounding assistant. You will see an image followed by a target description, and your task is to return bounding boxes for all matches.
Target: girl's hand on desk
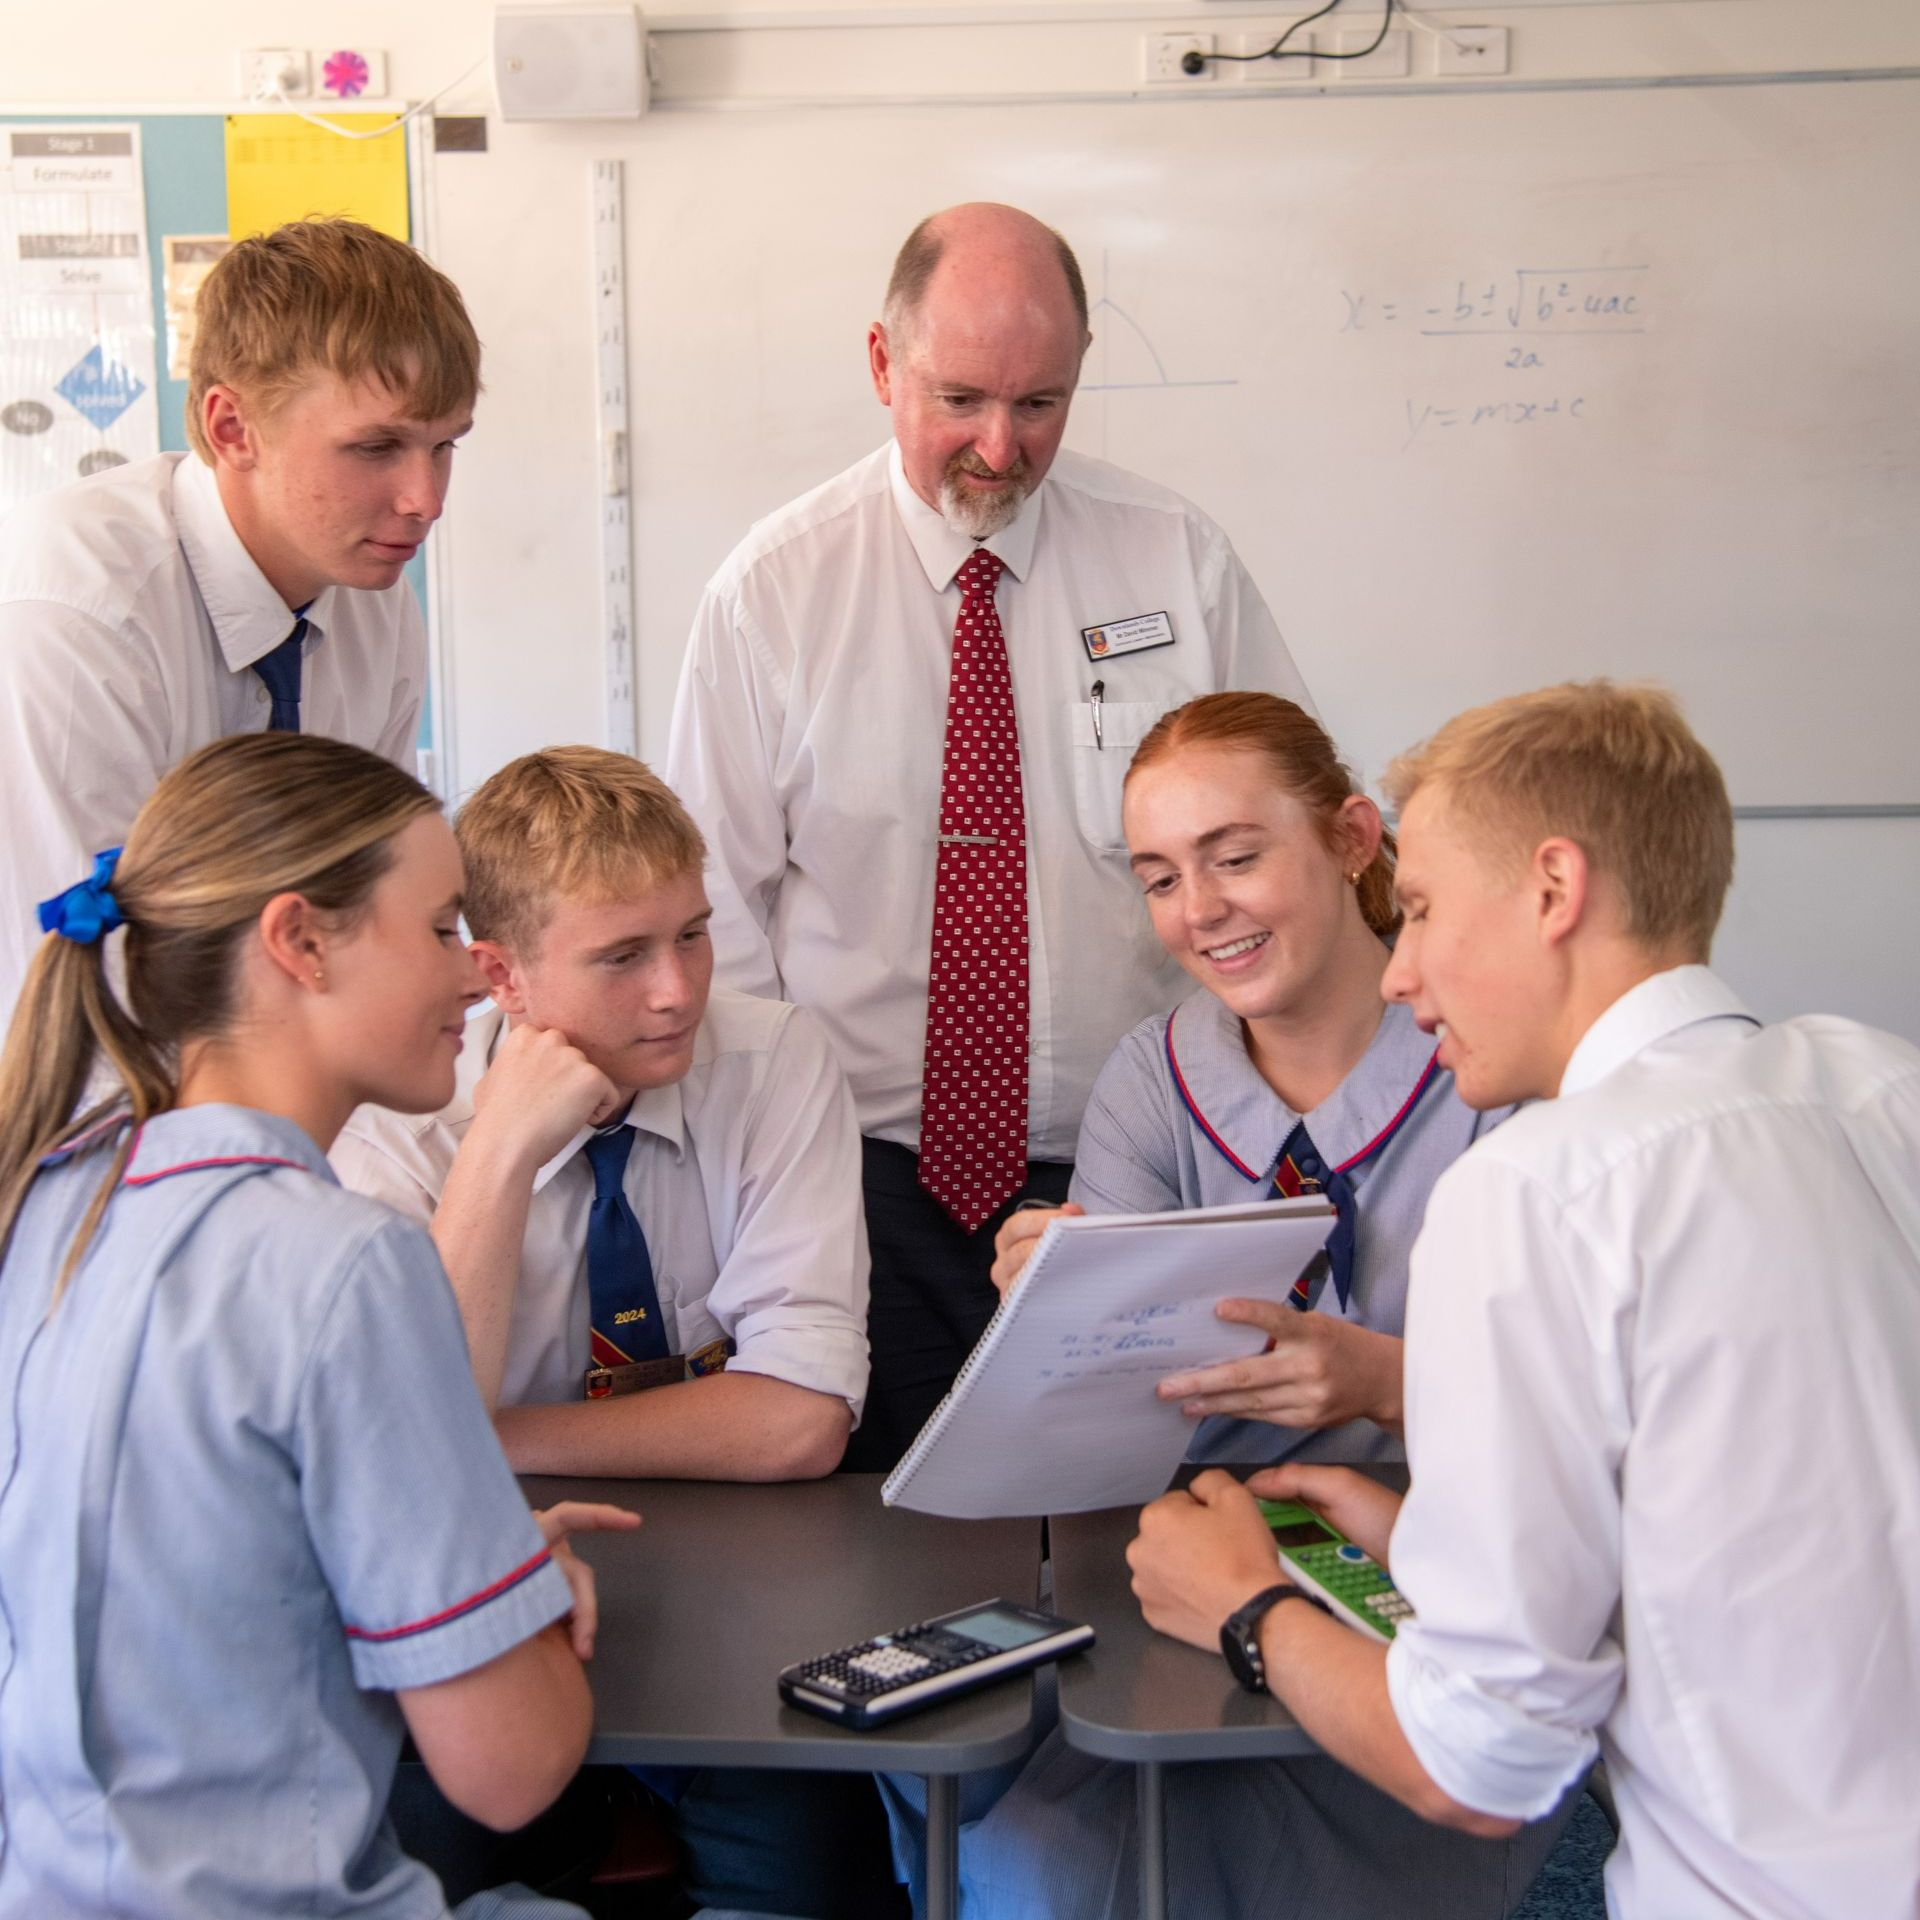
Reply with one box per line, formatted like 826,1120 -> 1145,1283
532,1501 -> 641,1660
1157,1303 -> 1404,1434
988,1202 -> 1083,1296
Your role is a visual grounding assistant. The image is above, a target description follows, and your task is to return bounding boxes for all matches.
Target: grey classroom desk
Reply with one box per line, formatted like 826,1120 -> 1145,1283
521,1473 -> 1045,1920
1051,1465 -> 1410,1920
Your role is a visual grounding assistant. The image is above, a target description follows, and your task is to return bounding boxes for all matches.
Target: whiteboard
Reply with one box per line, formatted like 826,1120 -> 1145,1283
606,76 -> 1920,807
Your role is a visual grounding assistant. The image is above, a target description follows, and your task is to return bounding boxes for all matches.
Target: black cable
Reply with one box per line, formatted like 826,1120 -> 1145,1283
1184,0 -> 1395,73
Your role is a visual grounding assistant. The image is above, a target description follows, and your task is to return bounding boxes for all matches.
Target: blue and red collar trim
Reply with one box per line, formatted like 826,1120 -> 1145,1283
1164,1002 -> 1441,1186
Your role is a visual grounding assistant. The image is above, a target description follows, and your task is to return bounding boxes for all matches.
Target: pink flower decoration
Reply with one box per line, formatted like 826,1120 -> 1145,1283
323,50 -> 371,98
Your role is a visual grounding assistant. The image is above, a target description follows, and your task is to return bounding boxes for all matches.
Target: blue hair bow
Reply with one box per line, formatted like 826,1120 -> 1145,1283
37,847 -> 125,946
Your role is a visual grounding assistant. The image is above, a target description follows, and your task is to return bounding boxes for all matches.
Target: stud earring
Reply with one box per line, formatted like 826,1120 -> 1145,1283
313,966 -> 327,986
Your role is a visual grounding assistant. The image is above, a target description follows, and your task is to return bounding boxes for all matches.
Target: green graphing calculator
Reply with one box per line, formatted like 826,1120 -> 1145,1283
1258,1499 -> 1415,1644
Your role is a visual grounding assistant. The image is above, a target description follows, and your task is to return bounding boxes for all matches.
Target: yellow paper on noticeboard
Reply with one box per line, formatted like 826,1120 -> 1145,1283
223,114 -> 408,242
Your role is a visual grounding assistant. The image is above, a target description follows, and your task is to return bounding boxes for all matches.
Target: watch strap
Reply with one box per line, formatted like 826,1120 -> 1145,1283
1220,1582 -> 1331,1693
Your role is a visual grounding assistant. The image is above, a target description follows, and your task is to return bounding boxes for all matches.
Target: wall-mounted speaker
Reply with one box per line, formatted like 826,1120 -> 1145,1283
493,4 -> 648,121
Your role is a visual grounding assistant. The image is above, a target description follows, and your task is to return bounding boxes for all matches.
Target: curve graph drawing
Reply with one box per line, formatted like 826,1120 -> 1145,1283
1080,253 -> 1238,394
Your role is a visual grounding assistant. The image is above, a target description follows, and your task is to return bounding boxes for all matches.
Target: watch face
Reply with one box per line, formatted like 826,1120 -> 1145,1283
1219,1617 -> 1264,1691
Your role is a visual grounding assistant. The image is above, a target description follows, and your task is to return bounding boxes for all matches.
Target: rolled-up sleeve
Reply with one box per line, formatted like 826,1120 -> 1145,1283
1384,1152 -> 1625,1820
298,1217 -> 572,1691
704,1006 -> 871,1419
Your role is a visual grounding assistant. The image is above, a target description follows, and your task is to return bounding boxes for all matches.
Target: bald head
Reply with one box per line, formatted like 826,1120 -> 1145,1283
870,204 -> 1091,537
882,204 -> 1089,353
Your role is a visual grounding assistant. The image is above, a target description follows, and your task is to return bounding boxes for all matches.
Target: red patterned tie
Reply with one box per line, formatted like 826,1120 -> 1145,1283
918,547 -> 1029,1232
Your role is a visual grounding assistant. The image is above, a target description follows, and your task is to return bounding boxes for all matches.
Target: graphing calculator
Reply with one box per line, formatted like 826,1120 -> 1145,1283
778,1600 -> 1094,1729
1259,1499 -> 1415,1643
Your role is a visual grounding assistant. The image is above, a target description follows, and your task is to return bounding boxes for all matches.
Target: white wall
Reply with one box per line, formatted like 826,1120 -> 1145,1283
8,0 -> 1918,1036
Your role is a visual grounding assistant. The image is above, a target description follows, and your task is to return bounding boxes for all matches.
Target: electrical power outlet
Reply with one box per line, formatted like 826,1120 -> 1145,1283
315,48 -> 389,100
1142,33 -> 1215,83
1332,28 -> 1409,77
1433,25 -> 1510,75
236,48 -> 312,100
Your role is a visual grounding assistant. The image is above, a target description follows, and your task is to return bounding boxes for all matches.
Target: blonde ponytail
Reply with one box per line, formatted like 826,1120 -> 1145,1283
0,733 -> 437,1291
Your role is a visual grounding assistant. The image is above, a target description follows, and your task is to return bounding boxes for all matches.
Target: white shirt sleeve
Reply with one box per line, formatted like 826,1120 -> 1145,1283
0,601 -> 172,1023
666,585 -> 789,1002
703,1005 -> 871,1419
1383,1149 -> 1624,1820
1199,536 -> 1316,719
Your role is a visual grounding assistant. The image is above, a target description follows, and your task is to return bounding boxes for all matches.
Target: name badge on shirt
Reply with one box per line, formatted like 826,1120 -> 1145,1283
1081,611 -> 1175,662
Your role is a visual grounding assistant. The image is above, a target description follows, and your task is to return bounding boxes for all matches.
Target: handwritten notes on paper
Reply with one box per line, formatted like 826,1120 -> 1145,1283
883,1199 -> 1337,1518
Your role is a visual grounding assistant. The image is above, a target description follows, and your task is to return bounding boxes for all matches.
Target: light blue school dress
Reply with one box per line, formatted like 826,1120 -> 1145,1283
1073,991 -> 1505,1464
0,1104 -> 584,1920
884,993 -> 1571,1919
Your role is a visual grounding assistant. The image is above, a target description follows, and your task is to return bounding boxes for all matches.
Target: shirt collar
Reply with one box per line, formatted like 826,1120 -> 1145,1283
450,1003 -> 689,1194
887,439 -> 1041,590
1165,990 -> 1439,1183
171,454 -> 335,673
115,1103 -> 334,1185
1558,964 -> 1758,1099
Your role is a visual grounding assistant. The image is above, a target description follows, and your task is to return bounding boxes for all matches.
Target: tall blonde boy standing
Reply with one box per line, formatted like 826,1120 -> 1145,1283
0,218 -> 479,1022
1125,683 -> 1920,1919
333,747 -> 868,1478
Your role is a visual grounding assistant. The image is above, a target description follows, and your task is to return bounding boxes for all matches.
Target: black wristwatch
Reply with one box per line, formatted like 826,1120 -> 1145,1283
1220,1583 -> 1331,1693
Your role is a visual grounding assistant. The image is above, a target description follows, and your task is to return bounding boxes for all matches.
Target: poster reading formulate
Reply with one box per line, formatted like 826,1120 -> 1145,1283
0,124 -> 160,513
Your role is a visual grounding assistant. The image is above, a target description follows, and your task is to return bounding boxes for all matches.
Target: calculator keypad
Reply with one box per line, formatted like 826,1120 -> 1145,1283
792,1627 -> 986,1698
1283,1542 -> 1416,1639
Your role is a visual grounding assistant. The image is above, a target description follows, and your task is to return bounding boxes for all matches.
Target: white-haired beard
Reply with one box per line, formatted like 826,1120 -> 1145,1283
938,449 -> 1033,539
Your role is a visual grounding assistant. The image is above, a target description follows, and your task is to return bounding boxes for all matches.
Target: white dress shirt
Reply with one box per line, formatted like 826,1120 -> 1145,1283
331,988 -> 871,1418
0,453 -> 426,1021
1385,966 -> 1920,1919
666,442 -> 1311,1161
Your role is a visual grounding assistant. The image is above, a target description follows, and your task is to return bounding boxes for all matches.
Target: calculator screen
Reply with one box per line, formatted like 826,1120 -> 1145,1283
942,1606 -> 1056,1651
1269,1519 -> 1334,1551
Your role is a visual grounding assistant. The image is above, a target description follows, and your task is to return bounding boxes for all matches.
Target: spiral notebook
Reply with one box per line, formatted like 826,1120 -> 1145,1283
880,1196 -> 1337,1519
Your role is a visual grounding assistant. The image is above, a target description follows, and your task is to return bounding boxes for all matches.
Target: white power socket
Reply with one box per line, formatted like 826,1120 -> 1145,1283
1143,33 -> 1215,83
236,48 -> 312,100
1433,25 -> 1510,75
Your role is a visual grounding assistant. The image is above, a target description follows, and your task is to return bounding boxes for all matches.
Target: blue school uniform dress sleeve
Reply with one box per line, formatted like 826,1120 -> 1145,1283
297,1214 -> 574,1692
0,1104 -> 576,1920
1070,1016 -> 1189,1214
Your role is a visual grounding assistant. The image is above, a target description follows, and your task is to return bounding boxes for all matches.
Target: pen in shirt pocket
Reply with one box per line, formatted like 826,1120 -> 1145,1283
1089,679 -> 1105,750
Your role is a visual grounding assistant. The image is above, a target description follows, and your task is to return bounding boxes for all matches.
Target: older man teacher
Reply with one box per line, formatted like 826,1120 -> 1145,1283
667,201 -> 1312,1471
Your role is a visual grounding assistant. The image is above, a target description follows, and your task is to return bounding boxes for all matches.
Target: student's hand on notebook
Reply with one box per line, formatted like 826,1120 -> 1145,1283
1127,1470 -> 1292,1654
531,1501 -> 642,1660
1244,1464 -> 1402,1570
989,1202 -> 1084,1295
471,1023 -> 624,1172
1156,1303 -> 1404,1434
